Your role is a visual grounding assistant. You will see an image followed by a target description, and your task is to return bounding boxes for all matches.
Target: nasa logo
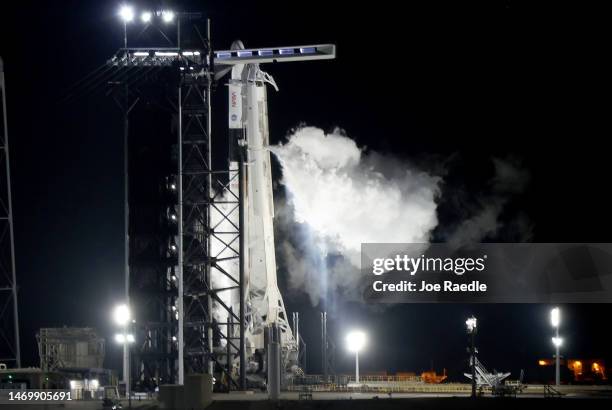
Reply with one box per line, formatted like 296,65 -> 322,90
231,114 -> 237,121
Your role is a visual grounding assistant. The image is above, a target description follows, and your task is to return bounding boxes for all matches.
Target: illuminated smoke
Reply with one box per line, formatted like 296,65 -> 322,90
271,126 -> 440,304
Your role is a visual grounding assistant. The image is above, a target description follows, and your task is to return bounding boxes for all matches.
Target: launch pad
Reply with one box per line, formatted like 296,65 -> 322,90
105,8 -> 334,391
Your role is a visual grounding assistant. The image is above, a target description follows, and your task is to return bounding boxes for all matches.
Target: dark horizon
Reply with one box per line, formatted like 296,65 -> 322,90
1,0 -> 611,384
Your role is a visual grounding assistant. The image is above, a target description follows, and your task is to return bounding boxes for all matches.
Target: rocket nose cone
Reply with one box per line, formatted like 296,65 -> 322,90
231,40 -> 245,50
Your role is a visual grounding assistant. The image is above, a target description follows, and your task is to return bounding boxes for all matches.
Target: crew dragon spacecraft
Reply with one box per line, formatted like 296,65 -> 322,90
214,42 -> 336,377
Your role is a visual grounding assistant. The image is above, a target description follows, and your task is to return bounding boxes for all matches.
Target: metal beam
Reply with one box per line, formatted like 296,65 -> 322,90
0,57 -> 20,368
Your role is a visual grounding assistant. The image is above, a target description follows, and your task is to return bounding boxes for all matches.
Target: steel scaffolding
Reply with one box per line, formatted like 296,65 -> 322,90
0,57 -> 20,368
106,17 -> 245,389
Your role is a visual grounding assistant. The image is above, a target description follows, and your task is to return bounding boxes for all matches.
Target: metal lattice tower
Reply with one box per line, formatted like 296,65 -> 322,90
106,16 -> 245,389
0,57 -> 20,368
178,61 -> 215,377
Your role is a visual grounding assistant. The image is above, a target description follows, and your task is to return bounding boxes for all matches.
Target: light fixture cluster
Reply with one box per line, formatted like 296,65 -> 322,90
112,304 -> 135,345
465,316 -> 477,333
551,307 -> 563,346
119,5 -> 175,24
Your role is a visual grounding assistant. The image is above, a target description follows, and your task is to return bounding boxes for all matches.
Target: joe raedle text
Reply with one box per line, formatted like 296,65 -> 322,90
372,279 -> 487,293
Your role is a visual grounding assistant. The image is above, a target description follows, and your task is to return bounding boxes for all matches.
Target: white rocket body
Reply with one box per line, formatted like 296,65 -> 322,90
220,42 -> 335,374
229,61 -> 297,370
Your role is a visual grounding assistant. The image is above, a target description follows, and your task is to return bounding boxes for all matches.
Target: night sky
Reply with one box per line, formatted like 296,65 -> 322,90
1,1 -> 611,382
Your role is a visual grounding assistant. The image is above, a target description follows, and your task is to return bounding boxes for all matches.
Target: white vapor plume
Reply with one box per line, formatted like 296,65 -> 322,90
271,127 -> 440,303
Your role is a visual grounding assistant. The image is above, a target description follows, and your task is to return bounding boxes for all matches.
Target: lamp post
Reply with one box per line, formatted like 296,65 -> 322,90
118,5 -> 134,49
466,316 -> 477,398
551,307 -> 562,387
346,331 -> 366,385
113,304 -> 133,402
117,5 -> 132,400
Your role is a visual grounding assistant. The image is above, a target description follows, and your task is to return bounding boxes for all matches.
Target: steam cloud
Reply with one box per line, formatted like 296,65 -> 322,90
271,127 -> 440,304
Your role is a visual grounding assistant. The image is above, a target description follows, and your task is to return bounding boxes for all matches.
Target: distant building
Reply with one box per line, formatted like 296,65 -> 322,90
37,327 -> 104,371
538,358 -> 607,383
34,327 -> 113,398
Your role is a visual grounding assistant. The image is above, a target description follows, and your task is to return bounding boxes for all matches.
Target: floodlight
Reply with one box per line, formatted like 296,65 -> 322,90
119,5 -> 134,22
346,330 -> 366,352
115,333 -> 126,344
126,334 -> 135,343
552,336 -> 563,347
141,11 -> 152,23
162,10 -> 175,23
551,307 -> 560,328
466,316 -> 477,333
113,304 -> 131,326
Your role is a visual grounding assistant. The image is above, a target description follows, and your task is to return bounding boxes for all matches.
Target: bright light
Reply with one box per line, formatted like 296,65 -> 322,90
346,330 -> 366,352
551,307 -> 560,328
172,336 -> 177,341
538,360 -> 547,366
170,183 -> 176,190
69,380 -> 77,389
118,5 -> 134,22
141,11 -> 152,23
90,379 -> 99,390
155,52 -> 178,57
552,336 -> 563,347
113,304 -> 131,326
161,10 -> 175,23
115,333 -> 135,344
170,214 -> 177,221
466,316 -> 477,333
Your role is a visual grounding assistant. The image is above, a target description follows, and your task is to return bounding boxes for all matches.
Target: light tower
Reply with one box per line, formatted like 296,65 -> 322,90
112,304 -> 133,399
0,57 -> 20,368
551,307 -> 562,386
466,316 -> 477,398
346,330 -> 366,384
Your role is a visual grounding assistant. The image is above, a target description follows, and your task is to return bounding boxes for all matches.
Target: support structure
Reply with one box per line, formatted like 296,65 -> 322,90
292,312 -> 306,371
107,16 -> 245,390
105,10 -> 335,388
0,57 -> 20,368
466,316 -> 477,398
320,312 -> 335,378
321,312 -> 327,378
554,325 -> 560,386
